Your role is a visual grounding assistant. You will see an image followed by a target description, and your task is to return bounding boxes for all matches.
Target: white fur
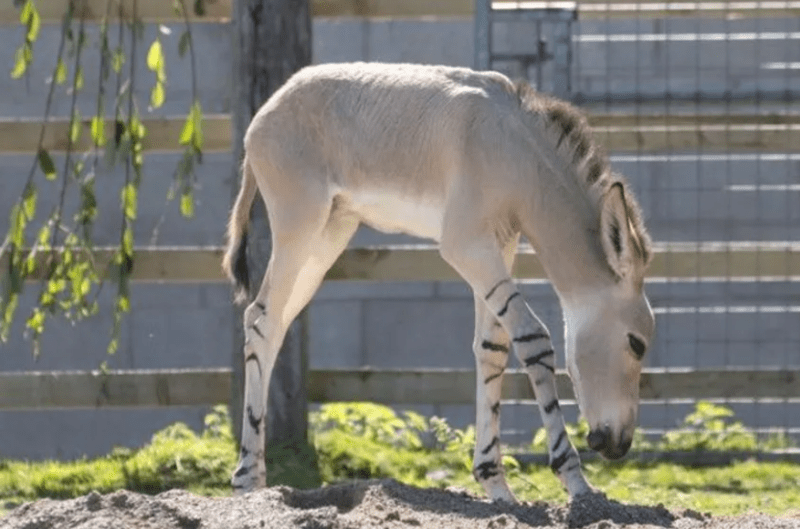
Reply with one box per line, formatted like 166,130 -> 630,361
346,190 -> 444,240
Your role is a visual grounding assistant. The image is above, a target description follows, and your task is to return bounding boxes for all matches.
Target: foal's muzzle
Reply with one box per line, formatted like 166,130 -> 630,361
587,427 -> 633,460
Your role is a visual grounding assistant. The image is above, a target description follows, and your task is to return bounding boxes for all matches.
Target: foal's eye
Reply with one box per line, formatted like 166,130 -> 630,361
628,334 -> 646,360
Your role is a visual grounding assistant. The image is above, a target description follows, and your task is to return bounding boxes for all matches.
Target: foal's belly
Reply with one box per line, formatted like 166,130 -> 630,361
345,190 -> 444,241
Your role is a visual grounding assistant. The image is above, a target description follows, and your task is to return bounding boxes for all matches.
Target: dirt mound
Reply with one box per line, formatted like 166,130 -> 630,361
2,479 -> 799,529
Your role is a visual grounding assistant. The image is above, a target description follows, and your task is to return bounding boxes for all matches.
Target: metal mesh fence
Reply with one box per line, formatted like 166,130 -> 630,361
480,1 -> 800,447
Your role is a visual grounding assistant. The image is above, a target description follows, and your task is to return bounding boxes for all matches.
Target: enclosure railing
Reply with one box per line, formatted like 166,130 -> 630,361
1,243 -> 799,410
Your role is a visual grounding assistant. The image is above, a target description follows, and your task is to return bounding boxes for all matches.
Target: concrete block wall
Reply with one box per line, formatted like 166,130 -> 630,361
1,15 -> 798,458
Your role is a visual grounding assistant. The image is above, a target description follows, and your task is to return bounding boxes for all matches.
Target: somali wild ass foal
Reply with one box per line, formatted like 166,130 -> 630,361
223,62 -> 655,501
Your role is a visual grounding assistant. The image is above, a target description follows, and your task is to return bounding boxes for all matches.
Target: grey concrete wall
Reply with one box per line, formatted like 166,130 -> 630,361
1,15 -> 799,459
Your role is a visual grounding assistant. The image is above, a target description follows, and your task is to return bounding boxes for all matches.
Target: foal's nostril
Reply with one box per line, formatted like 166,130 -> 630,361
586,428 -> 608,452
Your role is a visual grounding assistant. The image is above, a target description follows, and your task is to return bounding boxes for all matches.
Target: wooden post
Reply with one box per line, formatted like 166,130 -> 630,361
230,0 -> 313,483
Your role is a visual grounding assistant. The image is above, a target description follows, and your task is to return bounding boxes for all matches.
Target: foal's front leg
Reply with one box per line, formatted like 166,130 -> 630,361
441,236 -> 592,498
472,297 -> 516,502
483,277 -> 591,496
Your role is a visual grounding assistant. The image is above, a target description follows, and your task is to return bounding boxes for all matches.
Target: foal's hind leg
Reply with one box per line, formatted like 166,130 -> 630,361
471,235 -> 518,502
231,200 -> 359,494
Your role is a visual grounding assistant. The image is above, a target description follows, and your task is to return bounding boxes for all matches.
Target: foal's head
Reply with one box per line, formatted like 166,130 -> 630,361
563,182 -> 655,460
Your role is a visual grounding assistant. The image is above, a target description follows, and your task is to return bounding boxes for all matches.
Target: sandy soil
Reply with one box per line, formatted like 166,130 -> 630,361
2,479 -> 799,529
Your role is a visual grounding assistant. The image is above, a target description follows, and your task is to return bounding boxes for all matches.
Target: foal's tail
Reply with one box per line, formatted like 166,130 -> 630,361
222,156 -> 258,304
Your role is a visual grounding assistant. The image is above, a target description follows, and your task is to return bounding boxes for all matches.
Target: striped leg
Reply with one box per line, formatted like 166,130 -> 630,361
440,235 -> 592,498
472,298 -> 515,502
485,278 -> 591,496
232,208 -> 358,494
471,236 -> 518,502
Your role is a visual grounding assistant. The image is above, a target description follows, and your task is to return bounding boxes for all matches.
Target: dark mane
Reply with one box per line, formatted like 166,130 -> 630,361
513,80 -> 652,264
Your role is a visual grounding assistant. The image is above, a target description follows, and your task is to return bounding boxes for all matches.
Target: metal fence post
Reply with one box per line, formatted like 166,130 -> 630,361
475,0 -> 491,70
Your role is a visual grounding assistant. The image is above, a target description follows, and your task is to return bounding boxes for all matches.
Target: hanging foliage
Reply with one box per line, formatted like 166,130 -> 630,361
0,0 -> 207,356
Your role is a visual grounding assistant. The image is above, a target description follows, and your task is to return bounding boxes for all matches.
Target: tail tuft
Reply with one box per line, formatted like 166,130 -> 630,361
222,155 -> 258,304
231,233 -> 250,303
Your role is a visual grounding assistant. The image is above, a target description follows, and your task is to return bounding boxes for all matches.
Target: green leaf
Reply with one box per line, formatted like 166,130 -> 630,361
69,109 -> 82,144
191,101 -> 203,150
26,307 -> 45,336
179,111 -> 194,145
151,81 -> 165,109
178,31 -> 191,58
36,223 -> 51,248
21,183 -> 37,219
116,292 -> 130,314
180,192 -> 194,218
90,116 -> 106,147
121,183 -> 138,221
54,58 -> 67,84
129,115 -> 146,140
11,46 -> 27,79
75,66 -> 84,91
19,0 -> 33,25
123,228 -> 134,258
9,205 -> 26,249
47,278 -> 66,296
37,148 -> 57,180
22,1 -> 40,43
78,181 -> 98,227
180,100 -> 204,148
112,47 -> 125,73
1,293 -> 19,343
147,39 -> 163,72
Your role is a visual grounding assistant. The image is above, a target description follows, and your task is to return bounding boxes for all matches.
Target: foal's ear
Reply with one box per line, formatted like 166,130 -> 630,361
600,182 -> 634,279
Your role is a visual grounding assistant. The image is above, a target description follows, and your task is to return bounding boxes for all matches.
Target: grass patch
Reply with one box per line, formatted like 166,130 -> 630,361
0,405 -> 237,515
1,402 -> 799,518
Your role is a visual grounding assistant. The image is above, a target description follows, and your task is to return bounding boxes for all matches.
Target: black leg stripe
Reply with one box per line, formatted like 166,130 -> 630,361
497,292 -> 520,318
255,302 -> 265,311
524,349 -> 555,372
550,450 -> 573,474
544,398 -> 559,414
233,463 -> 255,478
565,463 -> 581,473
474,461 -> 500,480
551,431 -> 566,454
484,372 -> 503,385
485,279 -> 511,301
245,353 -> 262,377
481,436 -> 499,455
490,402 -> 501,415
513,331 -> 550,343
250,324 -> 264,339
481,340 -> 509,353
246,405 -> 260,435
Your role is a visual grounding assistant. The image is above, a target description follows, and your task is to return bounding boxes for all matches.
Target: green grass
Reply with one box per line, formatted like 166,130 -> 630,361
2,403 -> 799,518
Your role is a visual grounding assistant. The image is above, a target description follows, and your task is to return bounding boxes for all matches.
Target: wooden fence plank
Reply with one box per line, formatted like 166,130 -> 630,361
1,367 -> 797,409
3,114 -> 797,154
2,0 -> 796,24
0,0 -> 233,23
11,243 -> 800,283
0,368 -> 231,410
0,115 -> 231,155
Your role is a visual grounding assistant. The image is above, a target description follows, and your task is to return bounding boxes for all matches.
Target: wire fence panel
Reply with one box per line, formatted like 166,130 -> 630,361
481,1 -> 800,446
